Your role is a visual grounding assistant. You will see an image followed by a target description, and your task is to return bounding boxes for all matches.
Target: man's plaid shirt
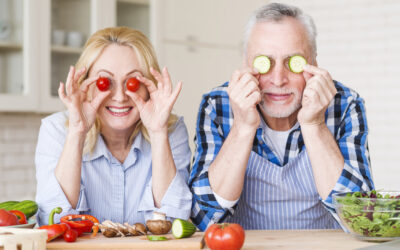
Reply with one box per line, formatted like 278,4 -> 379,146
189,80 -> 374,231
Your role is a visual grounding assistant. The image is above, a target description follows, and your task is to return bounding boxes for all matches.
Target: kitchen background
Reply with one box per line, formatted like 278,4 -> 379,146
0,0 -> 399,202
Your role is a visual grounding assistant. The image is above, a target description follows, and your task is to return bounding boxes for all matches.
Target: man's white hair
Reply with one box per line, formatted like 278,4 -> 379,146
243,2 -> 317,58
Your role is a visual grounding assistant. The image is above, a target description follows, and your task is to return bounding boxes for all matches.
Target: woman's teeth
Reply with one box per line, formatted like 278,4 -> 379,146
107,107 -> 132,113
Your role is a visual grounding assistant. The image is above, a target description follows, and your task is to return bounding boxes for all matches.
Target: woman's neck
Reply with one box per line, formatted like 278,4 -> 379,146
101,125 -> 136,162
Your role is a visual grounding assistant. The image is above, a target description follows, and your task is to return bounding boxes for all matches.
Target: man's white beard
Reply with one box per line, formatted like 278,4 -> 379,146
259,89 -> 302,118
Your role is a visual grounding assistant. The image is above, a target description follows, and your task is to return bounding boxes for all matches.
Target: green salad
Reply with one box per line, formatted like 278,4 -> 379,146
335,190 -> 400,238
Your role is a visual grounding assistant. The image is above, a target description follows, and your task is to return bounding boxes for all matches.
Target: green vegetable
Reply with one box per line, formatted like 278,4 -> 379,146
253,55 -> 271,74
335,190 -> 400,238
0,201 -> 19,210
2,200 -> 38,219
172,219 -> 196,238
288,55 -> 307,73
147,235 -> 168,241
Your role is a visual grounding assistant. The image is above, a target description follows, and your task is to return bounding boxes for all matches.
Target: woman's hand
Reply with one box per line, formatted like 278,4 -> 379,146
58,66 -> 110,135
126,67 -> 182,136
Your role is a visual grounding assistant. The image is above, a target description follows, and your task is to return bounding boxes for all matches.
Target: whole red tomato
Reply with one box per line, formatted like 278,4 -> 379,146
0,209 -> 20,226
126,77 -> 140,92
63,229 -> 78,242
96,77 -> 110,91
204,223 -> 245,250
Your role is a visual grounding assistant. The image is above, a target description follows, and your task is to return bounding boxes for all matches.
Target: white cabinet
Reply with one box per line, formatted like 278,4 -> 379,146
0,0 -> 152,113
0,0 -> 40,111
154,0 -> 265,149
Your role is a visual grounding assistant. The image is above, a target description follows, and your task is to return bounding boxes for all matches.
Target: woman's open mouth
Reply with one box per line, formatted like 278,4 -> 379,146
106,106 -> 133,116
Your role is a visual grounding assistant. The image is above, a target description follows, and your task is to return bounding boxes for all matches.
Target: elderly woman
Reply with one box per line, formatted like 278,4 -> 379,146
35,27 -> 192,226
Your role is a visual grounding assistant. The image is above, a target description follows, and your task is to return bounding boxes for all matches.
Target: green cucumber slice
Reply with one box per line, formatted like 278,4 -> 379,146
147,235 -> 168,241
253,55 -> 271,74
172,219 -> 196,239
289,55 -> 307,73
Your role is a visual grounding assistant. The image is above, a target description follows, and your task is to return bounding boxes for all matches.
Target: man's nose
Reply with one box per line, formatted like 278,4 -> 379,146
270,63 -> 289,87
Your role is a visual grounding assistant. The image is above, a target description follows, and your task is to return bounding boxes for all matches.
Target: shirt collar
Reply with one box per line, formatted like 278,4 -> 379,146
82,134 -> 110,162
82,131 -> 150,168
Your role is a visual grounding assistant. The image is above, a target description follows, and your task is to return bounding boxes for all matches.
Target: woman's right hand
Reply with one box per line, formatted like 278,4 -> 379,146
58,66 -> 110,135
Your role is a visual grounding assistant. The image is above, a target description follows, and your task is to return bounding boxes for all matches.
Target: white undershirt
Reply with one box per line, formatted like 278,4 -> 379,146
213,119 -> 298,209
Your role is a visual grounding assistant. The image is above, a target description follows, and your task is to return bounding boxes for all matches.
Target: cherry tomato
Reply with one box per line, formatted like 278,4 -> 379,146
96,77 -> 110,91
63,229 -> 78,243
204,223 -> 245,250
126,77 -> 140,92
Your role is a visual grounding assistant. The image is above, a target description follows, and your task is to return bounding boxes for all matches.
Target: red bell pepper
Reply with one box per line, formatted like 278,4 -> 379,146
9,210 -> 27,224
60,214 -> 99,237
39,207 -> 69,242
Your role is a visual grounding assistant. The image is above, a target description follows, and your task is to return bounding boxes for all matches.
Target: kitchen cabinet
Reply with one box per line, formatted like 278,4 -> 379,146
154,0 -> 265,149
0,0 -> 152,112
0,0 -> 40,111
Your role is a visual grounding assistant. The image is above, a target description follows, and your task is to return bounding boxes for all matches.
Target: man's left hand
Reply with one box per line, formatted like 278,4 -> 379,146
297,64 -> 337,126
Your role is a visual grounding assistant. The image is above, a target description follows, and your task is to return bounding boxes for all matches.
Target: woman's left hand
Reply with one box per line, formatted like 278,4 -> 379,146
126,67 -> 182,135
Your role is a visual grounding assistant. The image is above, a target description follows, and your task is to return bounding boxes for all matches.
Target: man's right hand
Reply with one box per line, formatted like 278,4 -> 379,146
227,68 -> 262,134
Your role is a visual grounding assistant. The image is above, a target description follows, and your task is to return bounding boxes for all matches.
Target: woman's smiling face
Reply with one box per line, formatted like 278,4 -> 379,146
89,44 -> 149,134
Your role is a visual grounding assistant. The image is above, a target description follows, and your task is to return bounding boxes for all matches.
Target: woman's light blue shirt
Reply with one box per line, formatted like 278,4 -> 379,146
35,112 -> 192,226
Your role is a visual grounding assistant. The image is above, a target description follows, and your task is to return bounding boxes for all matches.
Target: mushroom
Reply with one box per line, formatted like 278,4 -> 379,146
123,222 -> 147,236
146,212 -> 172,235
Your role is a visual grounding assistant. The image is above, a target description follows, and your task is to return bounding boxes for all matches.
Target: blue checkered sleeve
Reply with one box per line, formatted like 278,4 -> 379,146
188,84 -> 233,231
322,82 -> 374,211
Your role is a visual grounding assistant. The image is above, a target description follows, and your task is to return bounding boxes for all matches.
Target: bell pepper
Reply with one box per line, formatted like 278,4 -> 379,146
9,210 -> 27,224
60,214 -> 99,237
39,207 -> 69,242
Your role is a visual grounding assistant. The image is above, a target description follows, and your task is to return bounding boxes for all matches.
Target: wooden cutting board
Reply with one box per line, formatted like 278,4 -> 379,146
44,229 -> 380,250
46,232 -> 205,250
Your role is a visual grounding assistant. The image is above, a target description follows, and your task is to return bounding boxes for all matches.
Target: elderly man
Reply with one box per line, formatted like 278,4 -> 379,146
189,3 -> 374,231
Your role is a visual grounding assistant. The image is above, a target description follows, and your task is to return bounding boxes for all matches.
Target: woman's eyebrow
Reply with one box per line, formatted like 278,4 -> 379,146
96,69 -> 114,76
125,69 -> 142,76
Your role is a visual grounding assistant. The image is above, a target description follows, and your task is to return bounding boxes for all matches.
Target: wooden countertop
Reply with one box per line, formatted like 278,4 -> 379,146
44,229 -> 381,250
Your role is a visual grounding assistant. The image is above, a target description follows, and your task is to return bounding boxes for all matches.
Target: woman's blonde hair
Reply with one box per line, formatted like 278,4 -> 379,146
71,27 -> 178,154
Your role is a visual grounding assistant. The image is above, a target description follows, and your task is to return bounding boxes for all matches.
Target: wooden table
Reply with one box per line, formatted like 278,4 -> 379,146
44,230 -> 382,250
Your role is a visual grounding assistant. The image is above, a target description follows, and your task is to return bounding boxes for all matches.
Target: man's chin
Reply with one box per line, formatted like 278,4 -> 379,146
259,102 -> 301,118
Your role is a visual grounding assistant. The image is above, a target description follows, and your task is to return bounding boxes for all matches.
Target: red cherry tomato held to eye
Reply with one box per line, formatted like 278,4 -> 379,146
63,229 -> 78,243
126,77 -> 140,92
96,77 -> 110,91
204,223 -> 245,250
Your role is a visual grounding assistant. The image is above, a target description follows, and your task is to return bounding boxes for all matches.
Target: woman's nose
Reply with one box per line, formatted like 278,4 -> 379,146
111,82 -> 128,102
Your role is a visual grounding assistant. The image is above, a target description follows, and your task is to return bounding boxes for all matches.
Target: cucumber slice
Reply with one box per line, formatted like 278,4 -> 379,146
289,55 -> 307,73
147,235 -> 168,241
172,219 -> 196,239
253,55 -> 271,74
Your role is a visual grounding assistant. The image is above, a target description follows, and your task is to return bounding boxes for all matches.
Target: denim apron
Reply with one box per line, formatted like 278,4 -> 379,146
225,150 -> 340,230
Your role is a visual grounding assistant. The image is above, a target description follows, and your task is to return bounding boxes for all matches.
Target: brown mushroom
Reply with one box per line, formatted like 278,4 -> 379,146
134,223 -> 147,235
103,228 -> 119,237
146,212 -> 172,235
123,222 -> 147,236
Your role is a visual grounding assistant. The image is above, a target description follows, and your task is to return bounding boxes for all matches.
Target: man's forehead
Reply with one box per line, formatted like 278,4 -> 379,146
246,19 -> 311,57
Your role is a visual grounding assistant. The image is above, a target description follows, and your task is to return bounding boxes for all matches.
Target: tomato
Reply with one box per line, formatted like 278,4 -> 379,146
126,77 -> 140,92
0,209 -> 19,226
63,229 -> 78,243
204,223 -> 245,250
96,77 -> 110,91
